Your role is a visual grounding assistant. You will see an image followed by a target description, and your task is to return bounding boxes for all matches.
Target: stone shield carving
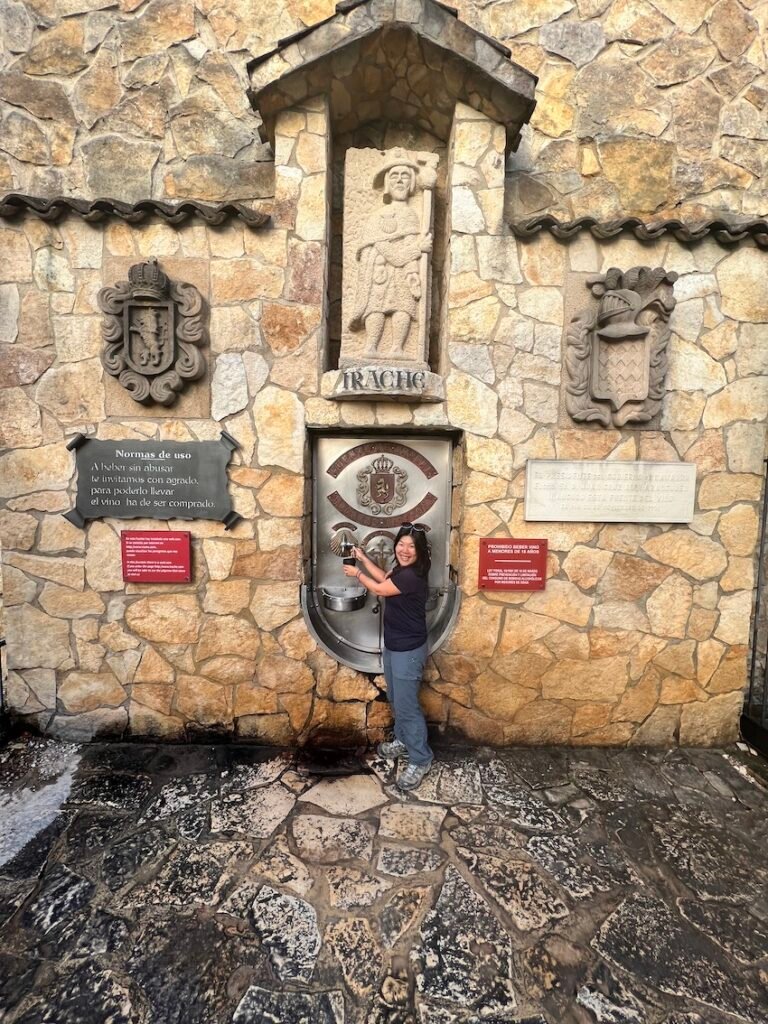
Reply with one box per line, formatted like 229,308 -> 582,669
565,266 -> 678,427
99,258 -> 206,406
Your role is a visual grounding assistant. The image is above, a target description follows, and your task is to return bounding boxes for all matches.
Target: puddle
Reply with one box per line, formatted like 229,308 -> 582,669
0,743 -> 81,868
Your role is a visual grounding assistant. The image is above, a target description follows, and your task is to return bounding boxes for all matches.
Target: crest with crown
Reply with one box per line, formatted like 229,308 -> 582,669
128,257 -> 169,300
357,451 -> 408,514
372,453 -> 395,474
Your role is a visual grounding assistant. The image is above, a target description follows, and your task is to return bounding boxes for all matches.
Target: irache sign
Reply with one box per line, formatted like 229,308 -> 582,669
65,433 -> 241,529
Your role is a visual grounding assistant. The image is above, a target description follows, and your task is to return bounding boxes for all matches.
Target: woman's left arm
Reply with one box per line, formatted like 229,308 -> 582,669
343,563 -> 401,597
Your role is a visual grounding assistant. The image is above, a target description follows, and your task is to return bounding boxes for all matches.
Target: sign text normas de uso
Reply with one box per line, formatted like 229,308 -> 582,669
64,433 -> 242,530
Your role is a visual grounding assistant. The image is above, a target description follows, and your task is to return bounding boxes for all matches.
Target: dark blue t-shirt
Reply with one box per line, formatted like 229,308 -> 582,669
383,565 -> 428,651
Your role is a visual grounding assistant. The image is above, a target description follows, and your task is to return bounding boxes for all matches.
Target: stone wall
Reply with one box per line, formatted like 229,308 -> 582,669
1,0 -> 766,748
2,209 -> 765,746
1,0 -> 764,216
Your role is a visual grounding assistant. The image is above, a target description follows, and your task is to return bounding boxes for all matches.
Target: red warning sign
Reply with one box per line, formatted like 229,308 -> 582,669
121,531 -> 192,583
478,538 -> 548,591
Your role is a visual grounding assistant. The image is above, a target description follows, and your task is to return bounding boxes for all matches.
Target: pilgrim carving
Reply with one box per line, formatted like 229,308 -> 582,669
565,266 -> 678,427
98,258 -> 206,406
342,146 -> 438,368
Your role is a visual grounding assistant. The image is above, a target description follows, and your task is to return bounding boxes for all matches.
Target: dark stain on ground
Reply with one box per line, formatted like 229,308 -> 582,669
0,736 -> 766,1024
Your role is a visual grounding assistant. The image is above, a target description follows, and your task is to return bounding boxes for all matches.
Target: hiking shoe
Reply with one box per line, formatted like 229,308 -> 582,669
378,738 -> 408,760
397,760 -> 433,791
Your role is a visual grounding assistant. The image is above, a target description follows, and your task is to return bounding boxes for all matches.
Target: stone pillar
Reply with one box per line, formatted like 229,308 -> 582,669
271,96 -> 332,380
439,102 -> 524,742
444,101 -> 516,429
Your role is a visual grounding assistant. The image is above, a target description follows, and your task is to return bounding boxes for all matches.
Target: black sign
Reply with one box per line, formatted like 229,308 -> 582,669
64,433 -> 242,530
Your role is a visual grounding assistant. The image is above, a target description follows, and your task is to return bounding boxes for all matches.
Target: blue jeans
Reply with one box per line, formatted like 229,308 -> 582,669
383,642 -> 432,767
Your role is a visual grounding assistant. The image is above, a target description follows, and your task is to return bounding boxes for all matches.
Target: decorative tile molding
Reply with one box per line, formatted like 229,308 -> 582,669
3,195 -> 765,251
565,266 -> 678,428
0,194 -> 271,227
509,215 -> 768,250
98,258 -> 206,406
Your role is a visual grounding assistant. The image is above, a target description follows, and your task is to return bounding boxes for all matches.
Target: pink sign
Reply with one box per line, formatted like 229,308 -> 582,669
478,538 -> 548,591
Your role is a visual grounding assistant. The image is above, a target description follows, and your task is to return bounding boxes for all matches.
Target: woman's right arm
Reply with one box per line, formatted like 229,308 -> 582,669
352,547 -> 387,582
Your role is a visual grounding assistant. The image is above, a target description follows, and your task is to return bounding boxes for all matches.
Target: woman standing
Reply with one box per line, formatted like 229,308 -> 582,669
343,525 -> 433,791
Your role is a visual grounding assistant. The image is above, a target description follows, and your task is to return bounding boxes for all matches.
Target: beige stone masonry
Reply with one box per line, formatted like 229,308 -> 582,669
1,0 -> 767,749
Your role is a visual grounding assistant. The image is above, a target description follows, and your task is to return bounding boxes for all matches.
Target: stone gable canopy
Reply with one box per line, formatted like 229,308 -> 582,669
247,0 -> 537,150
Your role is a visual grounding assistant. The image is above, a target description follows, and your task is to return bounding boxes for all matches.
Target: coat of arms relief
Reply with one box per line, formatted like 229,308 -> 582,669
342,146 -> 439,369
357,453 -> 408,517
98,258 -> 206,406
565,266 -> 678,427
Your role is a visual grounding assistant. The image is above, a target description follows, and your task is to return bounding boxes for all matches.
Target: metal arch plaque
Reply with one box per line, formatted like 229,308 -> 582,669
64,432 -> 242,530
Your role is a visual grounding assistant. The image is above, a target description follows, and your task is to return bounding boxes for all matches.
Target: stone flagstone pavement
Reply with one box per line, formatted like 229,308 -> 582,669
0,737 -> 767,1023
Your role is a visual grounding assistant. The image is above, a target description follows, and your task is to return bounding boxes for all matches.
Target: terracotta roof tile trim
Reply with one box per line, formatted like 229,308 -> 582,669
0,194 -> 271,227
509,214 -> 768,249
1,195 -> 765,250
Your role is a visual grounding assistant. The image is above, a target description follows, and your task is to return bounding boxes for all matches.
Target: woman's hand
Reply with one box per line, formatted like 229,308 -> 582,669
343,564 -> 360,578
352,546 -> 366,560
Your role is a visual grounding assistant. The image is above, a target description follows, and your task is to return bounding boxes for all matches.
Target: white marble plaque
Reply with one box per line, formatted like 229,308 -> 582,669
524,460 -> 697,524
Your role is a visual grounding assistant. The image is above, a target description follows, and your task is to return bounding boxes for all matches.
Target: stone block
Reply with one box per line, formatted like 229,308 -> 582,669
446,373 -> 498,438
5,552 -> 84,589
49,707 -> 127,741
252,386 -> 305,472
125,595 -> 202,644
504,699 -> 573,745
39,585 -> 105,619
706,646 -> 746,694
646,574 -> 693,639
562,546 -> 612,590
718,503 -> 759,556
525,579 -> 593,626
489,0 -> 575,37
629,704 -> 680,746
203,580 -> 252,615
0,509 -> 37,551
59,670 -> 126,713
211,352 -> 249,422
176,673 -> 231,726
678,691 -> 742,745
251,582 -> 299,631
703,378 -> 768,428
541,655 -> 628,701
6,605 -> 72,670
445,597 -> 502,657
717,248 -> 768,322
197,615 -> 260,660
642,531 -> 727,581
714,590 -> 752,645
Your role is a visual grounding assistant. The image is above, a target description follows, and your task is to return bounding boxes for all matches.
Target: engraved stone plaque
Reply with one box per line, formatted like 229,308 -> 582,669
341,146 -> 438,370
524,460 -> 696,523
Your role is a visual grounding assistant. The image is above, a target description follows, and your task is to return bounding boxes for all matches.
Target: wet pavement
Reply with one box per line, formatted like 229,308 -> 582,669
1,737 -> 767,1024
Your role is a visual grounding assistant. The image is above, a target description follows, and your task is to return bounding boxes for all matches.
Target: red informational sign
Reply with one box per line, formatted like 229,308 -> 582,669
121,531 -> 192,583
478,538 -> 548,591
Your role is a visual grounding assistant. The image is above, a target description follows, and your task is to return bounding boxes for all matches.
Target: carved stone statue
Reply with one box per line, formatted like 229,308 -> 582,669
341,147 -> 438,368
565,266 -> 678,427
99,258 -> 206,406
